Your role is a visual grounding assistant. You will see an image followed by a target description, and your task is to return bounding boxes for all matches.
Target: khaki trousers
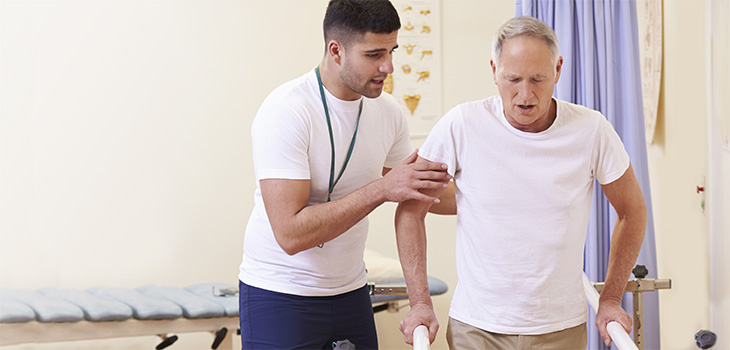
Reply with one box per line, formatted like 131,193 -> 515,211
446,317 -> 587,350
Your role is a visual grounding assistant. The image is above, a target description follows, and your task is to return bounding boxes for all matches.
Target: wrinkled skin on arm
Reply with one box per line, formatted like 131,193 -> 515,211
394,156 -> 456,345
595,163 -> 647,346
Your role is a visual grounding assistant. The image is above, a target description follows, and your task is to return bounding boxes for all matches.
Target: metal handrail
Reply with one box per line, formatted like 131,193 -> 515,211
412,325 -> 430,350
409,273 -> 652,350
583,273 -> 638,350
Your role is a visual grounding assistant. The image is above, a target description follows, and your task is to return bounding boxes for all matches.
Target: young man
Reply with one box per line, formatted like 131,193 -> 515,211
395,16 -> 647,349
239,1 -> 451,349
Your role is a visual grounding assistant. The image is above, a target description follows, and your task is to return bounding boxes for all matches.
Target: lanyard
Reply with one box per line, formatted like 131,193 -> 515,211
315,66 -> 363,203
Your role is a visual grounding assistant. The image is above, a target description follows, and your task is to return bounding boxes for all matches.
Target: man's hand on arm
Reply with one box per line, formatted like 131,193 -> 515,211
380,150 -> 452,203
429,181 -> 456,215
261,150 -> 451,255
596,163 -> 647,346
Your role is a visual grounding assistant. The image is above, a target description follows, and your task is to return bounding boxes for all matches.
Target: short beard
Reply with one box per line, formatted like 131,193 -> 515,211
339,63 -> 381,99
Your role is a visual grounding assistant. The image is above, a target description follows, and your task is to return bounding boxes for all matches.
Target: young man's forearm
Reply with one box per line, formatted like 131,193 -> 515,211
273,179 -> 390,254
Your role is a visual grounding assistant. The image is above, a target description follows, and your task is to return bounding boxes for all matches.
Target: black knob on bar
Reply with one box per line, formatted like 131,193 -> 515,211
695,330 -> 717,349
632,264 -> 649,279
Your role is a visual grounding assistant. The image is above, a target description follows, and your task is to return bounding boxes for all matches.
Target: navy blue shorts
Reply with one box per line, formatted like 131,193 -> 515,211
239,281 -> 378,349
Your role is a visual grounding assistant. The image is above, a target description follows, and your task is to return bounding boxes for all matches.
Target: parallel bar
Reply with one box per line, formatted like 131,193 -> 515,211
592,278 -> 672,293
633,289 -> 644,349
582,273 -> 638,350
413,325 -> 430,350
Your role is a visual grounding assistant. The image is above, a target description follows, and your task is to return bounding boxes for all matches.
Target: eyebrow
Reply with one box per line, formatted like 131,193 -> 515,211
503,73 -> 548,79
362,45 -> 399,53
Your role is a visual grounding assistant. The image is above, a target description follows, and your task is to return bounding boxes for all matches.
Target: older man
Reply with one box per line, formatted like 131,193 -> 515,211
395,16 -> 646,349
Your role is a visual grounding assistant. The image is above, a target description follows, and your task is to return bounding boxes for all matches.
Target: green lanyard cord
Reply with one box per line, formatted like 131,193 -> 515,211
315,67 -> 363,203
314,67 -> 362,249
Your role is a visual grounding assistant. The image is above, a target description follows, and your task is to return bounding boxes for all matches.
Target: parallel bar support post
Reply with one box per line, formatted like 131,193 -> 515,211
633,290 -> 644,350
583,273 -> 638,350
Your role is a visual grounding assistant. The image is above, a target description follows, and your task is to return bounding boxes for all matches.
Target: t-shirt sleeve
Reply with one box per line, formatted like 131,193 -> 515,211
251,103 -> 311,180
593,117 -> 631,184
418,109 -> 460,177
383,104 -> 414,168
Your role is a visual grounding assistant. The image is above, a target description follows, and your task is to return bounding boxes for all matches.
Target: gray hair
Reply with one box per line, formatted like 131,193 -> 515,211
492,16 -> 559,67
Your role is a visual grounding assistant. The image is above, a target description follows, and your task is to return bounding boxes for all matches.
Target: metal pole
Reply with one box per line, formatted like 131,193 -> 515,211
583,273 -> 638,350
633,289 -> 644,350
413,325 -> 430,350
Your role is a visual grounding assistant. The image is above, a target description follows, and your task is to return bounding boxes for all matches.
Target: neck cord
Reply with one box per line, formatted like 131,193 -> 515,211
315,66 -> 363,203
314,67 -> 363,248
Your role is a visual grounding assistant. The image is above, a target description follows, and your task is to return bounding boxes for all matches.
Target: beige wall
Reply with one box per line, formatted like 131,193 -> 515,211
648,1 -> 724,349
0,1 -> 723,349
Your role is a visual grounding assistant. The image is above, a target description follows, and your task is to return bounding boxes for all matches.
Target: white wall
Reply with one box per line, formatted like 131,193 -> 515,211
646,1 -> 716,349
707,0 -> 730,347
1,0 -> 253,348
0,1 -> 723,350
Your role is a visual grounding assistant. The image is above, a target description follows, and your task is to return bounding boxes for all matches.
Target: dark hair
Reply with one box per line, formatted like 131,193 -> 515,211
323,0 -> 401,48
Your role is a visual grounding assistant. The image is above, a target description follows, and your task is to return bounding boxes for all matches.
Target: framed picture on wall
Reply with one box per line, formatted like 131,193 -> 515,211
387,0 -> 442,138
637,0 -> 662,145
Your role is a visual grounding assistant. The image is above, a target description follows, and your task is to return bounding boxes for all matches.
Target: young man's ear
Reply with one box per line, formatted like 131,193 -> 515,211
327,40 -> 344,65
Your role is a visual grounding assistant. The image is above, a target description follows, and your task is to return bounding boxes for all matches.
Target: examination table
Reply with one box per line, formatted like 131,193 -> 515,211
0,250 -> 448,349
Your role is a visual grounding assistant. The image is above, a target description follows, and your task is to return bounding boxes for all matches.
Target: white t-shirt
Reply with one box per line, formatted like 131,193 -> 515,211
420,96 -> 630,335
239,69 -> 412,296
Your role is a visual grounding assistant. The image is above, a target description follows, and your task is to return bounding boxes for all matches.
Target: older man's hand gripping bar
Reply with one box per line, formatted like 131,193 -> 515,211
412,325 -> 430,350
